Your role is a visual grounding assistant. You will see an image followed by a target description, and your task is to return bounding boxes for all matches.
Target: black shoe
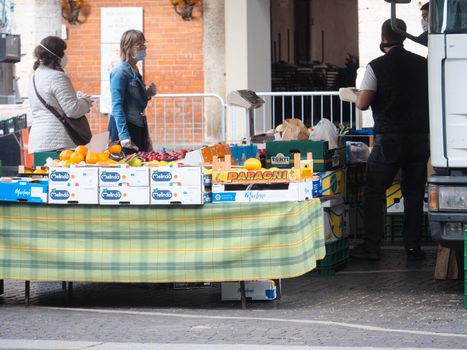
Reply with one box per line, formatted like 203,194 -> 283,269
406,247 -> 426,261
350,243 -> 381,261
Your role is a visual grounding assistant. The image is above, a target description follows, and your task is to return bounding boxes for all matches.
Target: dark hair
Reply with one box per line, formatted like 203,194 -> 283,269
421,2 -> 429,11
381,18 -> 407,43
120,29 -> 145,61
33,36 -> 67,71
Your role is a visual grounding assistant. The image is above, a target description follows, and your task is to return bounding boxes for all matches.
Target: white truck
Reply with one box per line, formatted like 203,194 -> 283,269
388,0 -> 467,254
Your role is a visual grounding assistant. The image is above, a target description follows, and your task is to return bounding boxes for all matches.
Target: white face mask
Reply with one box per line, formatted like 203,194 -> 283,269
421,18 -> 429,32
61,54 -> 68,69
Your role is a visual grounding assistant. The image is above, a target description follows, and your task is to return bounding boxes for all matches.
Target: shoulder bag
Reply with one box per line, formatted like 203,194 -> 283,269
33,75 -> 92,145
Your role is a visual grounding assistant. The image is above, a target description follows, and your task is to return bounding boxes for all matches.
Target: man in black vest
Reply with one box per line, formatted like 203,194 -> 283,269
350,18 -> 429,261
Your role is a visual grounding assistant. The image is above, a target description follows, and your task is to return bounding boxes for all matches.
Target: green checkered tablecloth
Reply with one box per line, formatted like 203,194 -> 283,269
0,200 -> 325,283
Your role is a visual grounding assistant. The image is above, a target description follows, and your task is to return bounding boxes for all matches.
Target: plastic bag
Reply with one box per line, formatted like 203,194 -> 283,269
309,119 -> 338,149
346,141 -> 370,163
281,118 -> 310,141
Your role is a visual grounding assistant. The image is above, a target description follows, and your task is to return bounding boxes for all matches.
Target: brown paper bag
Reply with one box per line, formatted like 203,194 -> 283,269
281,118 -> 310,141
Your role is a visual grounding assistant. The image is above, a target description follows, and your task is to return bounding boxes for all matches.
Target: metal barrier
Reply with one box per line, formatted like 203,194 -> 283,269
88,93 -> 226,150
228,91 -> 355,140
88,91 -> 353,147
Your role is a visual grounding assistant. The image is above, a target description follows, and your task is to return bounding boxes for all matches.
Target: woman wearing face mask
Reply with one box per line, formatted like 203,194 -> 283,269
28,36 -> 93,155
108,29 -> 157,153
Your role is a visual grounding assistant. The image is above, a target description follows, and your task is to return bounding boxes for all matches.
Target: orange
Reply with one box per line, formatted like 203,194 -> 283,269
85,152 -> 99,164
108,144 -> 122,154
59,149 -> 73,161
75,145 -> 88,157
97,153 -> 109,162
69,151 -> 85,164
243,158 -> 262,170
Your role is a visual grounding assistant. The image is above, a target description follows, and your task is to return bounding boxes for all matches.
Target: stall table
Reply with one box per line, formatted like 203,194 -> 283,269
0,200 -> 325,305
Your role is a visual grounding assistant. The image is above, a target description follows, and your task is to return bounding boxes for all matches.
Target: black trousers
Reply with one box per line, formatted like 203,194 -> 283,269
363,133 -> 430,251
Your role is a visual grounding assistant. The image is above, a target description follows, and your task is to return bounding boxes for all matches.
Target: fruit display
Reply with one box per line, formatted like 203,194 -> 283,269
135,150 -> 188,162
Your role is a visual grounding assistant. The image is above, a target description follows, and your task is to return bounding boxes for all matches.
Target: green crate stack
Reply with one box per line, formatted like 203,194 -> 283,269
316,238 -> 349,276
384,213 -> 431,242
345,164 -> 366,204
464,230 -> 467,309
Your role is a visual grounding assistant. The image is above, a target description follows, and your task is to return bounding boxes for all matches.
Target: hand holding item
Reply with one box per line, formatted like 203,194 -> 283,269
77,91 -> 94,106
121,138 -> 139,151
146,82 -> 157,99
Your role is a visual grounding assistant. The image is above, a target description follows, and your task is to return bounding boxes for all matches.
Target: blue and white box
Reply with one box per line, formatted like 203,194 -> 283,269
150,186 -> 203,205
48,186 -> 98,204
99,167 -> 149,187
99,186 -> 150,205
0,178 -> 48,203
150,167 -> 202,187
49,167 -> 99,187
221,280 -> 277,301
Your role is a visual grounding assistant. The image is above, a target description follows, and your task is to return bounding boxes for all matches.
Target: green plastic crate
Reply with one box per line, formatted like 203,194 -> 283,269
384,214 -> 431,242
316,238 -> 349,275
33,151 -> 60,167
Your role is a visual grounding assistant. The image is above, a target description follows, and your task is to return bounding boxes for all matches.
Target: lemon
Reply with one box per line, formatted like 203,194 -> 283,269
243,158 -> 262,170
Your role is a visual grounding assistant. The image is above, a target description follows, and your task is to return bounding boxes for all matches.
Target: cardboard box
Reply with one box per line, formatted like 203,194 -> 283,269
49,167 -> 99,187
221,281 -> 277,301
0,178 -> 48,203
99,167 -> 149,187
150,166 -> 202,187
265,140 -> 345,171
321,196 -> 349,242
99,186 -> 150,205
386,182 -> 428,213
212,182 -> 304,203
150,186 -> 203,205
315,168 -> 346,197
48,186 -> 98,204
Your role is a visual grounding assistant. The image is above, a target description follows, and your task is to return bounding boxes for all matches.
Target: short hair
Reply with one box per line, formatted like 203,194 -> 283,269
382,18 -> 407,43
120,29 -> 145,61
421,2 -> 429,11
33,36 -> 67,71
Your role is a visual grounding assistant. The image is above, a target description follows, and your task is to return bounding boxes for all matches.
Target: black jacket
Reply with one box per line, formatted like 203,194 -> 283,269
369,46 -> 429,134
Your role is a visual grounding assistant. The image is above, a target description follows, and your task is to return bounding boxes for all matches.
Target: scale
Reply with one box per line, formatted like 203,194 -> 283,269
227,89 -> 265,140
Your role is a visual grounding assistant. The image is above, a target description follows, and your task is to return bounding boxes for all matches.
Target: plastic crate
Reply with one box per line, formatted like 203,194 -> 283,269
384,214 -> 431,242
316,237 -> 349,276
345,164 -> 366,204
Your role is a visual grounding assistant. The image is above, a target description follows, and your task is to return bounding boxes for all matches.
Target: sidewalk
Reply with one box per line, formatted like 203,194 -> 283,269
0,244 -> 465,348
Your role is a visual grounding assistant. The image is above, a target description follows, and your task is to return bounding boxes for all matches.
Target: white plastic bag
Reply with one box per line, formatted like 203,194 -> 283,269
347,141 -> 370,163
309,119 -> 338,149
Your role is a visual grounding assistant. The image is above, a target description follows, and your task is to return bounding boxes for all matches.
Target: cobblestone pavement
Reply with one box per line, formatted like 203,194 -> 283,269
0,244 -> 465,349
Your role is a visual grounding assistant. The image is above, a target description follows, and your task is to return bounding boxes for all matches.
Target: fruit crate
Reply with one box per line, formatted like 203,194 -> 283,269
345,163 -> 366,204
384,213 -> 431,242
316,237 -> 349,276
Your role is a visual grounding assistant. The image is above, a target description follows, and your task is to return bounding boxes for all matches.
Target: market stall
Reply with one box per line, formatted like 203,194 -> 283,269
0,200 -> 324,283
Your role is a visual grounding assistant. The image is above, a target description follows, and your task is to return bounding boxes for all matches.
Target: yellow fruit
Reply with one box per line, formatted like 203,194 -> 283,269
108,144 -> 122,154
75,145 -> 88,157
69,151 -> 85,164
59,149 -> 73,161
243,158 -> 262,170
158,161 -> 168,166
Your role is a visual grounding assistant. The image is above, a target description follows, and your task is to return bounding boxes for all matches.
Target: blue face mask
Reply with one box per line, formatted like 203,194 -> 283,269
133,49 -> 146,61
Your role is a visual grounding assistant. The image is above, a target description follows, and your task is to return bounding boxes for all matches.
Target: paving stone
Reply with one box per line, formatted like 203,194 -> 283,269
0,244 -> 465,348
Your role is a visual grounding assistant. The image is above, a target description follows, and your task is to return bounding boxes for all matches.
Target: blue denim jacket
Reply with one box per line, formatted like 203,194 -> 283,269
110,61 -> 148,141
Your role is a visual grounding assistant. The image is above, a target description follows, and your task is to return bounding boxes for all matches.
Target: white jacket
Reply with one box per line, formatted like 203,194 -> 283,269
28,65 -> 92,153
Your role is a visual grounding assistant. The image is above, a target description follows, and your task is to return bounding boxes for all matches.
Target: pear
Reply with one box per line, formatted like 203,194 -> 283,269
128,157 -> 143,167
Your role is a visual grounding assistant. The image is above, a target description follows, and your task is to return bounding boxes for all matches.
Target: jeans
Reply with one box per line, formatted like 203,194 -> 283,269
363,133 -> 430,251
108,115 -> 149,152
